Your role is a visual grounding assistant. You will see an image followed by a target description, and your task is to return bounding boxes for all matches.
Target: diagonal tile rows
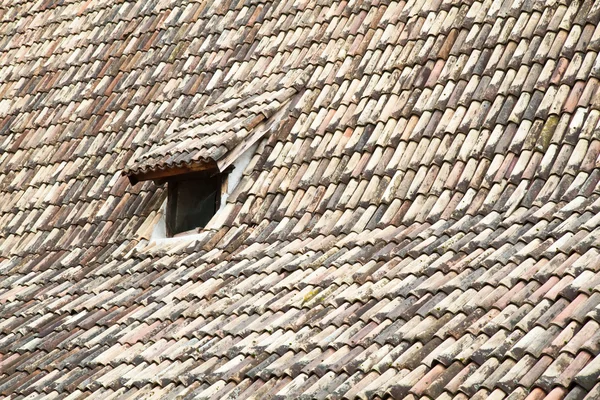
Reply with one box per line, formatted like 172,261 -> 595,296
2,0 -> 600,399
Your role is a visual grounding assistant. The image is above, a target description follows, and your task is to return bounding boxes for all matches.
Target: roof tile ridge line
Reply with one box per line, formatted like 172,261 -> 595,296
123,86 -> 305,175
182,89 -> 271,124
169,73 -> 309,135
257,80 -> 307,119
215,90 -> 305,174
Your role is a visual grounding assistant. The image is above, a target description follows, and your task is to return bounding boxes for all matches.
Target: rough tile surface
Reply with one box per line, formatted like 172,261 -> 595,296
1,0 -> 600,399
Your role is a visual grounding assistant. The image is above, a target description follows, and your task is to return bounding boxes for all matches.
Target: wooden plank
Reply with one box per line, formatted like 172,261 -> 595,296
127,161 -> 218,184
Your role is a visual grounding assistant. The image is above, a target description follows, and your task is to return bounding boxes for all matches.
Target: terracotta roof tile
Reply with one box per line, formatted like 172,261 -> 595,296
2,0 -> 600,398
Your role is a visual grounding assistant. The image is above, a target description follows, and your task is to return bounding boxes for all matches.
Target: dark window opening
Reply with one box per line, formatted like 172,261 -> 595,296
166,173 -> 224,236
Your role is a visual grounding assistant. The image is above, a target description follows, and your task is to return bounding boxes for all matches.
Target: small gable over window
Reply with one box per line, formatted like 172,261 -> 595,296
123,84 -> 304,236
124,86 -> 302,184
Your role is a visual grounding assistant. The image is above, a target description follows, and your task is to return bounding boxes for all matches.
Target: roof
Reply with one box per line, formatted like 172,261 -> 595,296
2,0 -> 600,399
125,84 -> 303,182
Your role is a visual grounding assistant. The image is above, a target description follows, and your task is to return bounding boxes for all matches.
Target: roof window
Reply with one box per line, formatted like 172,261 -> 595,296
166,172 -> 225,236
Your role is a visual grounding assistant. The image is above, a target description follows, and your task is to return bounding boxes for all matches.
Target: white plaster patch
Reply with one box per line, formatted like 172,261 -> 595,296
219,141 -> 257,212
150,199 -> 168,241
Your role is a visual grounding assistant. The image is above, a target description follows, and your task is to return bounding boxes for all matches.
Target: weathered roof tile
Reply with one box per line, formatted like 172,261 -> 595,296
2,0 -> 600,397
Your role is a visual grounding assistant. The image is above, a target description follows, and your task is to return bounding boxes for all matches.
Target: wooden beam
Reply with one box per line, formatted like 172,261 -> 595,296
127,161 -> 218,185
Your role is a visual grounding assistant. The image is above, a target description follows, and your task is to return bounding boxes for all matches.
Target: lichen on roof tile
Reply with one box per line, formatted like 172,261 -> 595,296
3,0 -> 600,398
